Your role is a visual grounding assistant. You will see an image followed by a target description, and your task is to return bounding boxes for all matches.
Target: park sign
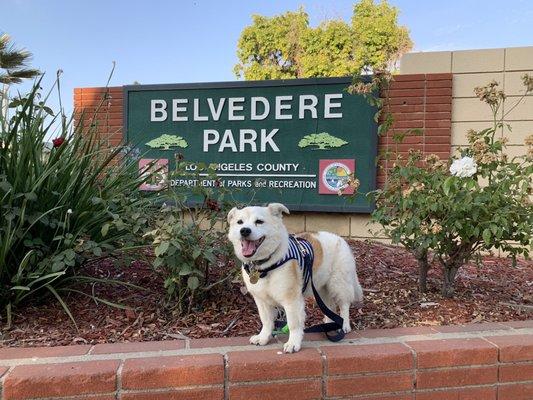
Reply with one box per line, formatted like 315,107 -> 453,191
124,77 -> 378,212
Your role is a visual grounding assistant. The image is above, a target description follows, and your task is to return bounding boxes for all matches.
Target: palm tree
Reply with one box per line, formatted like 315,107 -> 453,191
0,33 -> 40,84
1,34 -> 40,125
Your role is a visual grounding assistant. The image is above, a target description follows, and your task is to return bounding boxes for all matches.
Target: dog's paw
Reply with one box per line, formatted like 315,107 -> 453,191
250,334 -> 270,346
342,322 -> 352,333
283,340 -> 301,353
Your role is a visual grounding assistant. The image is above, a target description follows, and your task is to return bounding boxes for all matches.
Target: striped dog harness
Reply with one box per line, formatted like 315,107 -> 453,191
243,234 -> 314,292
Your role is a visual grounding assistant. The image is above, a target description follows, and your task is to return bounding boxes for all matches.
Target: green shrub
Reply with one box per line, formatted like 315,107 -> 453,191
143,162 -> 235,314
371,76 -> 533,297
0,81 -> 156,321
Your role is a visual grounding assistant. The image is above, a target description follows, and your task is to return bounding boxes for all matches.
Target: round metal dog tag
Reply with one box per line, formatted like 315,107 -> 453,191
249,269 -> 260,284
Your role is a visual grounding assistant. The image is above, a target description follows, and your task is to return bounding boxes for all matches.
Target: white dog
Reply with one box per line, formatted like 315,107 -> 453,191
227,203 -> 363,353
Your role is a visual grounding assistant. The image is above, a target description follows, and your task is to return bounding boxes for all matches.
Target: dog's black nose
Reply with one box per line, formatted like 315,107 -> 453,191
240,227 -> 252,237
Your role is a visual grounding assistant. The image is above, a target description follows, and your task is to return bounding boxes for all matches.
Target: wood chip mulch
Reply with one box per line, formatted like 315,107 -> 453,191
1,240 -> 531,348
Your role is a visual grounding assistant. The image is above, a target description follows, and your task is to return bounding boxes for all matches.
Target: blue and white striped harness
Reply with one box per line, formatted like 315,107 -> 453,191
243,235 -> 314,292
278,235 -> 314,293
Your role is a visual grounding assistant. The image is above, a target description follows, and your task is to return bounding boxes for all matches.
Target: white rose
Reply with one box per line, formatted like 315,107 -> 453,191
449,156 -> 477,178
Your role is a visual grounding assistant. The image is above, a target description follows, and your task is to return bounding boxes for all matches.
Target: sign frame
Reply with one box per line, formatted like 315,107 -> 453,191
123,77 -> 378,213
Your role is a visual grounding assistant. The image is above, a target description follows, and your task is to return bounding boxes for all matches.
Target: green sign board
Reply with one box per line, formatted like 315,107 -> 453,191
124,77 -> 377,212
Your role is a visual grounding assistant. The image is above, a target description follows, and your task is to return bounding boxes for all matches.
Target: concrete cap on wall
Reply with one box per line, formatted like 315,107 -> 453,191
400,51 -> 452,74
400,46 -> 533,74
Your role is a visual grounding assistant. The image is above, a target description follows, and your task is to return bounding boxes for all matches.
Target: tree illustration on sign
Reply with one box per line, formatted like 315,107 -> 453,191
145,134 -> 188,150
298,132 -> 348,150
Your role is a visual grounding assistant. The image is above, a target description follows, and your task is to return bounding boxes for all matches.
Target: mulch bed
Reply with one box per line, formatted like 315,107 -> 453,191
1,240 -> 531,347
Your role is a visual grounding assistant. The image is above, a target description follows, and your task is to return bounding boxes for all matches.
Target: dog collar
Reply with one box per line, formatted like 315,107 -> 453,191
246,255 -> 273,268
242,253 -> 274,278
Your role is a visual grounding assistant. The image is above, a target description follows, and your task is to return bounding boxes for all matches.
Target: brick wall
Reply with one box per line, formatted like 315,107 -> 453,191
1,322 -> 532,399
73,73 -> 453,240
74,86 -> 123,147
377,73 -> 452,187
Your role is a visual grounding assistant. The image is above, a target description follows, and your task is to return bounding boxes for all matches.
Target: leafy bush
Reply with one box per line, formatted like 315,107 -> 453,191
143,162 -> 235,314
371,76 -> 533,297
0,81 -> 156,321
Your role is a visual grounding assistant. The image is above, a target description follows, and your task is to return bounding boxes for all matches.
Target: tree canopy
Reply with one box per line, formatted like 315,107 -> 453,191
234,0 -> 412,80
234,9 -> 308,80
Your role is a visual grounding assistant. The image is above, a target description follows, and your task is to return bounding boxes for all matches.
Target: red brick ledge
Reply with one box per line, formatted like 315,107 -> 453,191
0,321 -> 531,400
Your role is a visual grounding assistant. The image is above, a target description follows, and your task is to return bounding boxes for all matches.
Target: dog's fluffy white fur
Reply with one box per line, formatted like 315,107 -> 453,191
227,203 -> 363,353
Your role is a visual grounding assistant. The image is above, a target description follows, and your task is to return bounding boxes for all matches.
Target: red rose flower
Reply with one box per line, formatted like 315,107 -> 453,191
206,198 -> 220,211
52,137 -> 65,148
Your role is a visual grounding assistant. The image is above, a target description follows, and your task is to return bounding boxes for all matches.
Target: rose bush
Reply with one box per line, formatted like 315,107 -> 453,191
142,160 -> 236,314
371,76 -> 533,297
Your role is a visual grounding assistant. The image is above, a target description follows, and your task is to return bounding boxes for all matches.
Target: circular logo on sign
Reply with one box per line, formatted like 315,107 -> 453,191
322,162 -> 351,191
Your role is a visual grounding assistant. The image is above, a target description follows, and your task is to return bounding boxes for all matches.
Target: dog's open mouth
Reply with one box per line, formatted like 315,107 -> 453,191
241,237 -> 265,258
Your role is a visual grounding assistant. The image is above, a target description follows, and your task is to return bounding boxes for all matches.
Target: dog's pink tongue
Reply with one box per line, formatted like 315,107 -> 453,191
242,240 -> 257,257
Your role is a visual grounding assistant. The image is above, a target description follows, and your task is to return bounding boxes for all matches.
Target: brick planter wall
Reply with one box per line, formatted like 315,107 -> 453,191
1,321 -> 532,399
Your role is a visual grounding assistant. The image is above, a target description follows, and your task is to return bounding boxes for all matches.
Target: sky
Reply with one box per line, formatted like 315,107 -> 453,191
2,0 -> 533,115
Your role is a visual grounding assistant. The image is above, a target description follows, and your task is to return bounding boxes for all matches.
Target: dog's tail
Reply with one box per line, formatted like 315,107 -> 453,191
338,236 -> 363,305
352,266 -> 364,305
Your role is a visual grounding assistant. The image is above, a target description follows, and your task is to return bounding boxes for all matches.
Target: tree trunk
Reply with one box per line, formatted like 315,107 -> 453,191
442,264 -> 459,298
415,248 -> 430,293
1,84 -> 9,131
440,244 -> 473,298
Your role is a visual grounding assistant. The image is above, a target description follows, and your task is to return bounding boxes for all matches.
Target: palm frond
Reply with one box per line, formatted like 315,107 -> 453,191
0,49 -> 32,70
0,72 -> 11,84
0,34 -> 10,53
6,68 -> 40,79
0,33 -> 39,84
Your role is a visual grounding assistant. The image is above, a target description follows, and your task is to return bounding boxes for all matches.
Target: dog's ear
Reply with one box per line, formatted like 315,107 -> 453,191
227,207 -> 238,224
267,203 -> 290,218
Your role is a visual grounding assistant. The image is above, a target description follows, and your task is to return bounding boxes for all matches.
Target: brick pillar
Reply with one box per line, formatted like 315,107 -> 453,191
73,87 -> 123,147
377,73 -> 452,187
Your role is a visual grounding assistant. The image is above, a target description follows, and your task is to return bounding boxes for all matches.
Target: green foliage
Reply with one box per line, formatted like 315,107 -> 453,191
145,134 -> 188,150
300,20 -> 361,77
298,132 -> 348,150
234,8 -> 308,80
142,162 -> 235,313
370,78 -> 533,297
0,81 -> 240,322
0,80 -> 157,321
351,0 -> 412,72
234,0 -> 412,80
0,33 -> 40,84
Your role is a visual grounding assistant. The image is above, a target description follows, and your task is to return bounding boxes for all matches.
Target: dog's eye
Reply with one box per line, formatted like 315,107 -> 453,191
237,220 -> 243,225
255,219 -> 264,225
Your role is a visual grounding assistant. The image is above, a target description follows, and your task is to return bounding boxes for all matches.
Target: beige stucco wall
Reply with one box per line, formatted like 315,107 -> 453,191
401,46 -> 533,156
284,212 -> 387,241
